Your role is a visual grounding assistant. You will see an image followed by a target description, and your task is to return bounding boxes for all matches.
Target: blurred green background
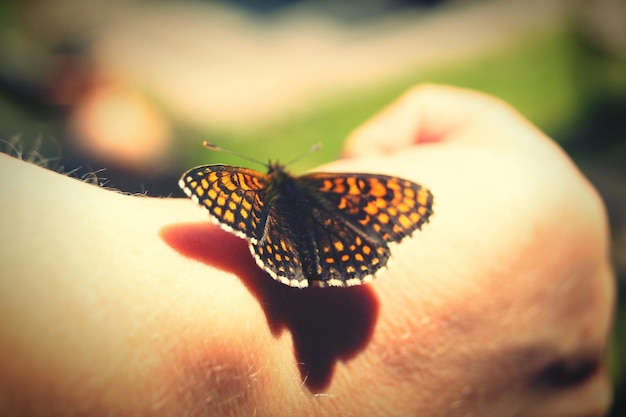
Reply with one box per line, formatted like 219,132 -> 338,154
1,0 -> 624,414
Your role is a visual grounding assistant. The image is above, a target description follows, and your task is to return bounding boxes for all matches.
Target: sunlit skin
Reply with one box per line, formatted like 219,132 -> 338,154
0,85 -> 614,416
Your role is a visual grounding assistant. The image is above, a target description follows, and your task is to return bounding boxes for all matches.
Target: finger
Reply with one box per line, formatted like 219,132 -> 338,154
343,84 -> 524,158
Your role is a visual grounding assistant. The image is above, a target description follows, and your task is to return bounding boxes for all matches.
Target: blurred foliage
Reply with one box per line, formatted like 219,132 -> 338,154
179,27 -> 625,171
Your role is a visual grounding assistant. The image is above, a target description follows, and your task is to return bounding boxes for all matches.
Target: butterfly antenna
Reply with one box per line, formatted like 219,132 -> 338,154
202,141 -> 267,167
284,143 -> 322,167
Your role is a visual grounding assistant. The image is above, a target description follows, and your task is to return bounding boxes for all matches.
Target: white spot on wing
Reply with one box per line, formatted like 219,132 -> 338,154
250,243 -> 308,288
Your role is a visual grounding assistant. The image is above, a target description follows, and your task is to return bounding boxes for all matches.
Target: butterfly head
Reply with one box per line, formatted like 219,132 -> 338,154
203,141 -> 319,177
266,161 -> 289,175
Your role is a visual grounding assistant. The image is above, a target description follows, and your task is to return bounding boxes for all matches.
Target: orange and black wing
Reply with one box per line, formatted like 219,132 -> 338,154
300,172 -> 434,243
178,165 -> 269,243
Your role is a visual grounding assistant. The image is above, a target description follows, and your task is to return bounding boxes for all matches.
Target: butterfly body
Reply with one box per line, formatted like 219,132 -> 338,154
179,160 -> 434,288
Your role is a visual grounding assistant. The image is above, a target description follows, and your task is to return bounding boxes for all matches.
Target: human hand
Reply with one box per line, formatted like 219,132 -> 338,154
0,85 -> 613,416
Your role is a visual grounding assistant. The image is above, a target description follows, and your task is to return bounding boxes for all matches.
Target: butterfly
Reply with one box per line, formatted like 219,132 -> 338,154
179,142 -> 434,288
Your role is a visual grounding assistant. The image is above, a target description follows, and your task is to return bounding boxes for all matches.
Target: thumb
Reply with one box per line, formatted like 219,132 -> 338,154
343,84 -> 517,158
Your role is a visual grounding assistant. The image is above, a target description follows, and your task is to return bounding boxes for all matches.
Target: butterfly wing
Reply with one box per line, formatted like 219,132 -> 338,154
249,195 -> 393,288
300,173 -> 434,243
250,210 -> 309,287
253,172 -> 434,288
180,164 -> 309,286
310,204 -> 394,286
178,165 -> 269,242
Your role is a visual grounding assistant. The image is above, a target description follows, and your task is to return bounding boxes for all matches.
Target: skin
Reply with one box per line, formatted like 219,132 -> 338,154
0,84 -> 614,416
